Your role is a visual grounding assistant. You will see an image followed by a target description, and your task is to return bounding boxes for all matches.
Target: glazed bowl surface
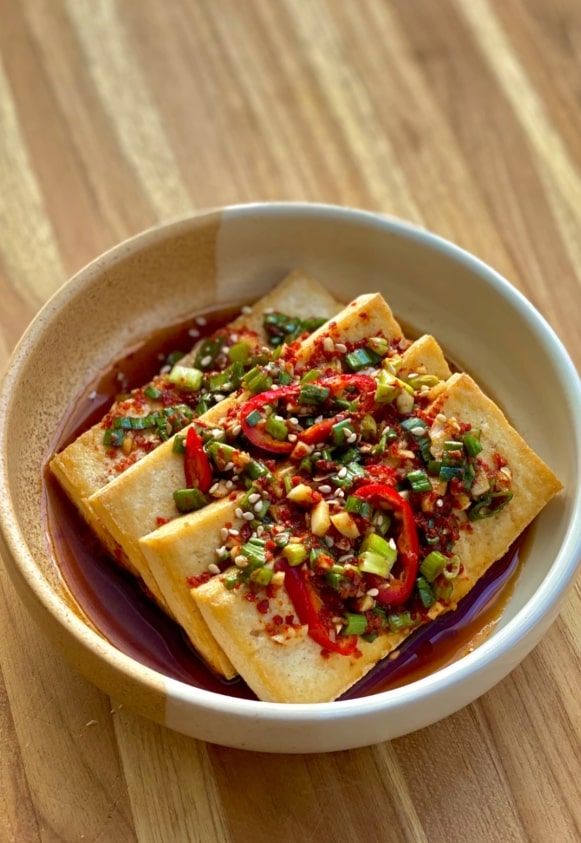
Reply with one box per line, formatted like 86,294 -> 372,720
1,203 -> 579,753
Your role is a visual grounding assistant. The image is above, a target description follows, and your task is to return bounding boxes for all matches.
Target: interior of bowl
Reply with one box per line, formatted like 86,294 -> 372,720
1,203 -> 578,704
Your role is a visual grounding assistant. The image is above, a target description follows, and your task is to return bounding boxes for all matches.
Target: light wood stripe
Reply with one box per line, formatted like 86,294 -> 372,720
0,58 -> 64,304
65,0 -> 193,221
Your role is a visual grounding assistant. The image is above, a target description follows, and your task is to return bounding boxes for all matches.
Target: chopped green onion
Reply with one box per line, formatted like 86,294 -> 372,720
242,367 -> 272,394
345,496 -> 374,519
419,550 -> 448,582
250,567 -> 273,586
407,469 -> 432,493
434,580 -> 453,601
265,415 -> 288,441
278,371 -> 293,385
245,459 -> 270,480
345,347 -> 381,371
283,474 -> 293,494
228,342 -> 251,363
241,538 -> 266,568
194,337 -> 222,369
443,440 -> 464,453
339,447 -> 360,465
144,385 -> 162,400
298,384 -> 330,404
442,556 -> 461,580
207,370 -> 232,393
331,461 -> 365,489
463,462 -> 476,490
416,576 -> 436,607
401,417 -> 428,435
427,460 -> 442,476
300,368 -> 321,384
172,434 -> 186,455
366,337 -> 389,356
342,613 -> 367,635
439,464 -> 464,481
375,370 -> 399,404
245,409 -> 262,427
406,373 -> 439,390
195,398 -> 209,415
275,532 -> 291,548
325,570 -> 344,590
206,441 -> 238,470
103,428 -> 125,447
463,430 -> 482,457
166,350 -> 185,367
468,491 -> 513,521
387,611 -> 414,632
360,532 -> 396,560
358,551 -> 393,578
168,365 -> 203,392
332,419 -> 355,445
223,573 -> 240,590
173,488 -> 208,513
282,543 -> 307,566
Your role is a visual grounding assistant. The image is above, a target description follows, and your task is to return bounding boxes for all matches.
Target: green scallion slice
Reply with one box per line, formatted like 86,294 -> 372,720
345,347 -> 381,371
358,551 -> 393,579
103,428 -> 125,447
387,611 -> 414,632
173,488 -> 208,513
366,337 -> 389,356
300,368 -> 321,384
282,543 -> 307,566
439,464 -> 464,481
250,567 -> 273,586
416,576 -> 436,608
419,550 -> 448,582
245,409 -> 262,427
407,469 -> 432,493
228,341 -> 251,363
265,415 -> 288,441
345,496 -> 373,519
400,417 -> 428,435
168,365 -> 203,392
342,613 -> 368,635
298,384 -> 330,404
332,419 -> 355,445
172,434 -> 186,455
360,532 -> 396,561
241,538 -> 266,568
463,430 -> 482,457
144,385 -> 162,400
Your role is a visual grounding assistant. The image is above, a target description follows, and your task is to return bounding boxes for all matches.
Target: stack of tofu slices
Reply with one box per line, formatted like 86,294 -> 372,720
51,271 -> 561,702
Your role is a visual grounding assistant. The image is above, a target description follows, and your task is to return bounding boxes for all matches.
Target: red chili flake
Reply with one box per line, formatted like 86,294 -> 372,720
285,614 -> 295,625
187,572 -> 212,588
494,452 -> 508,469
155,516 -> 169,527
257,599 -> 270,615
244,591 -> 256,602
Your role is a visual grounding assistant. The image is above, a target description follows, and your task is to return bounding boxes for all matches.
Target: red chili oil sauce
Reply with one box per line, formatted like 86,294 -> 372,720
43,305 -> 524,701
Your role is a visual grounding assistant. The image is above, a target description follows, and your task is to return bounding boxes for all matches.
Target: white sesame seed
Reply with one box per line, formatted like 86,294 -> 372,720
367,588 -> 379,597
335,343 -> 347,353
315,415 -> 323,424
195,316 -> 207,326
436,498 -> 444,508
248,493 -> 261,504
256,525 -> 264,536
243,511 -> 255,521
337,467 -> 348,478
209,483 -> 220,494
188,327 -> 200,338
116,372 -> 125,382
289,417 -> 299,425
338,553 -> 354,562
323,337 -> 335,352
228,528 -> 239,536
375,514 -> 384,526
225,480 -> 234,490
224,461 -> 234,471
436,413 -> 447,423
288,434 -> 298,442
222,382 -> 233,391
200,355 -> 212,367
88,390 -> 97,400
231,423 -> 242,436
325,536 -> 335,547
212,429 -> 222,438
408,372 -> 418,379
334,489 -> 345,498
220,527 -> 229,541
241,305 -> 253,315
208,563 -> 220,575
234,555 -> 248,568
254,502 -> 264,513
346,432 -> 357,444
410,426 -> 426,436
389,538 -> 396,549
160,365 -> 171,374
213,393 -> 225,402
319,484 -> 332,494
235,508 -> 243,519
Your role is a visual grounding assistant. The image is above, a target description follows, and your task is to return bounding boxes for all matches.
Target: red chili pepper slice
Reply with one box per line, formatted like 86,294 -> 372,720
184,426 -> 213,493
355,483 -> 420,607
283,563 -> 359,655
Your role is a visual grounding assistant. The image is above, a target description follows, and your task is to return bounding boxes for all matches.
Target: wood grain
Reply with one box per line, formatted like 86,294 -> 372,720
0,1 -> 579,840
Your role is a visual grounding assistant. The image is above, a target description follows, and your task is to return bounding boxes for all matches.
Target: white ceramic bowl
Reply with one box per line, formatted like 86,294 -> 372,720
1,203 -> 579,753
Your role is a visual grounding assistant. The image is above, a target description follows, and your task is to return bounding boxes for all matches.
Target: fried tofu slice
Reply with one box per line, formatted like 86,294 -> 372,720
141,497 -> 242,677
138,334 -> 450,677
192,373 -> 561,702
50,271 -> 340,605
88,293 -> 403,613
294,292 -> 402,367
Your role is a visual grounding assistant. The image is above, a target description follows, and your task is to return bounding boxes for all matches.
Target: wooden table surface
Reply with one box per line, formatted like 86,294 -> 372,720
1,1 -> 579,841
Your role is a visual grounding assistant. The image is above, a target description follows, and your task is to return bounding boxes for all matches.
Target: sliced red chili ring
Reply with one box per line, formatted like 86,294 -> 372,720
355,483 -> 420,607
183,426 -> 213,493
283,562 -> 359,655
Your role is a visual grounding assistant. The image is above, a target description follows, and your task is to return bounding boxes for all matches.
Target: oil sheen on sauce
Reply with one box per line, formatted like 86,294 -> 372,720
44,305 -> 525,701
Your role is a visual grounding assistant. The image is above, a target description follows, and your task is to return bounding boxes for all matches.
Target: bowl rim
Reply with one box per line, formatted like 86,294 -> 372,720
1,201 -> 580,721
